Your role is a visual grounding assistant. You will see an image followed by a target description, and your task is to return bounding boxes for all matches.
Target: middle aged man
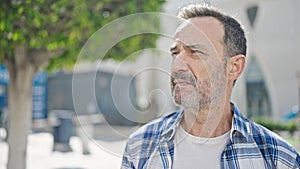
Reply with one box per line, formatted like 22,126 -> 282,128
121,4 -> 300,169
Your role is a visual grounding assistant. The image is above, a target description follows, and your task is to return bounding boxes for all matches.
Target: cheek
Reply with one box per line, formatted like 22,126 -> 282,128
197,79 -> 212,95
192,69 -> 210,87
187,60 -> 207,78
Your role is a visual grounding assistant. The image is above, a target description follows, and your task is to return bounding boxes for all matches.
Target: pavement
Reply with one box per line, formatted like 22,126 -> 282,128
0,123 -> 140,169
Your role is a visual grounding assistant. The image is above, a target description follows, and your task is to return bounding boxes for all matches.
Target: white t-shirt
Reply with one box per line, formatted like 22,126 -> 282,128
173,125 -> 230,169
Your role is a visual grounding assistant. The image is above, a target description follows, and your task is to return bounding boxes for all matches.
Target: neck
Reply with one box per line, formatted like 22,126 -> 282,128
181,102 -> 232,138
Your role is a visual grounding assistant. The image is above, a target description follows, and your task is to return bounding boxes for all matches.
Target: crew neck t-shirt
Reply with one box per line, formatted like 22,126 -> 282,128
173,125 -> 230,169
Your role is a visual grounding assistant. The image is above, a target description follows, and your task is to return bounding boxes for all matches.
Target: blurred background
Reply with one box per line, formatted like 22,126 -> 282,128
0,0 -> 300,169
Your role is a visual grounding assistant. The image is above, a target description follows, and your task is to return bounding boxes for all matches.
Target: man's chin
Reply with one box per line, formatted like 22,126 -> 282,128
172,96 -> 213,110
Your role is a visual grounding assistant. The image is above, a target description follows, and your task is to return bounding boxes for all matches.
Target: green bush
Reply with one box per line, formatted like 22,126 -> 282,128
252,118 -> 298,134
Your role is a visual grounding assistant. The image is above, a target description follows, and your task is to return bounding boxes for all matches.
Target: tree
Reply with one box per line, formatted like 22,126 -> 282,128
0,0 -> 164,168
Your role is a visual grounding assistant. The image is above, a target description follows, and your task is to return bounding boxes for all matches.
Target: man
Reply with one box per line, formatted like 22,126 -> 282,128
121,4 -> 300,169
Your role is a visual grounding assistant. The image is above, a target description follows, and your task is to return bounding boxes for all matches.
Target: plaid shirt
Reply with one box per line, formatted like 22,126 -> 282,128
121,105 -> 300,169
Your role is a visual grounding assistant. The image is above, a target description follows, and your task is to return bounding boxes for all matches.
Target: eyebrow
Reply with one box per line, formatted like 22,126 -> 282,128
186,44 -> 201,49
170,43 -> 178,52
170,43 -> 206,56
170,43 -> 200,51
185,44 -> 207,55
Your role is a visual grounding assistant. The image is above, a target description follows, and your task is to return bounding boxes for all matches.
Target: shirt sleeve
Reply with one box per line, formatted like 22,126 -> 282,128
294,153 -> 300,169
121,142 -> 135,169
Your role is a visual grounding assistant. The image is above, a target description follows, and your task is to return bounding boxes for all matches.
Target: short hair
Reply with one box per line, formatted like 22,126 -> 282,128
178,4 -> 247,58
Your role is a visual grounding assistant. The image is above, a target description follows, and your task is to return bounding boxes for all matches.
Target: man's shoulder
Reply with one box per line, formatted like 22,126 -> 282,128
248,119 -> 299,161
232,106 -> 297,155
232,104 -> 300,167
122,111 -> 181,167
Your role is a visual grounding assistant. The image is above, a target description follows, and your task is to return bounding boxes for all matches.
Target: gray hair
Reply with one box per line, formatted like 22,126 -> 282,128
178,4 -> 247,58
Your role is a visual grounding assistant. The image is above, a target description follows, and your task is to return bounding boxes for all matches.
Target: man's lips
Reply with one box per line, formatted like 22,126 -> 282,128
174,79 -> 194,86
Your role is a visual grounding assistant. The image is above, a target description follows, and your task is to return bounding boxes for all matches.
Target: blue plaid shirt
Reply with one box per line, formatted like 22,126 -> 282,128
121,104 -> 300,169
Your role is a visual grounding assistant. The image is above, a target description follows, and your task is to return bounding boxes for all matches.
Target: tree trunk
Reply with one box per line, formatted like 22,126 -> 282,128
5,46 -> 36,169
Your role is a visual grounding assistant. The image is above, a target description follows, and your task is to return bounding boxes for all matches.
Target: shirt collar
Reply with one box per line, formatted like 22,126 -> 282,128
161,103 -> 251,142
230,103 -> 251,141
161,108 -> 184,141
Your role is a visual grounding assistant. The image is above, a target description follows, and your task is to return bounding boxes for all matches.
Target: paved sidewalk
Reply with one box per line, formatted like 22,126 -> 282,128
0,132 -> 126,169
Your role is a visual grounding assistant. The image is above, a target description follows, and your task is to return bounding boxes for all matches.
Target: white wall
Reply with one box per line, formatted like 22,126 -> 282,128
214,0 -> 300,118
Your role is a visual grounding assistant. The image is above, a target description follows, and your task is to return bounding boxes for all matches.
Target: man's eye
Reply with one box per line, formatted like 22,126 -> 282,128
189,50 -> 205,60
171,52 -> 179,58
191,50 -> 202,54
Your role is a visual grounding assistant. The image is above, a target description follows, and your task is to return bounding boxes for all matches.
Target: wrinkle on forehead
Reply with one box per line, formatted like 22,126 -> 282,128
175,20 -> 190,35
174,17 -> 225,58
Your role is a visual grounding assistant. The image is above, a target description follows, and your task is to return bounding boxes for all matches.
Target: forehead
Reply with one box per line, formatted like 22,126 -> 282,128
174,17 -> 224,47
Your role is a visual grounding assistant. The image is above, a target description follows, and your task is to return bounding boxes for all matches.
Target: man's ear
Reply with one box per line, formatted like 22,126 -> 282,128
227,54 -> 246,82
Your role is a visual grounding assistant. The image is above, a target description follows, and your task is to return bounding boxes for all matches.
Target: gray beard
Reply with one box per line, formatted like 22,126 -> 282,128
171,68 -> 226,113
172,80 -> 213,111
173,89 -> 199,108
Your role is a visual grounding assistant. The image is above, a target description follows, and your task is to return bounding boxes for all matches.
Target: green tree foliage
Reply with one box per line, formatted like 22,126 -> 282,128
0,0 -> 165,70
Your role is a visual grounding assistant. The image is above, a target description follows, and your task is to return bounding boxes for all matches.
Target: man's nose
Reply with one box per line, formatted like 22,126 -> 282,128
172,53 -> 189,72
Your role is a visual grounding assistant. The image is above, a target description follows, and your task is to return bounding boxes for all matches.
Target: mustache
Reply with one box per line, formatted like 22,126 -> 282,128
171,72 -> 197,87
